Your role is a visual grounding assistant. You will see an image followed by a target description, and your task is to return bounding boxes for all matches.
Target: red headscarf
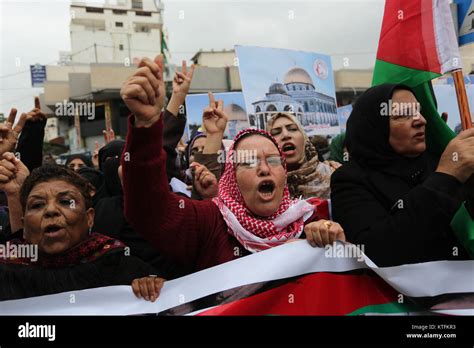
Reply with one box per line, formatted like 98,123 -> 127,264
212,128 -> 314,253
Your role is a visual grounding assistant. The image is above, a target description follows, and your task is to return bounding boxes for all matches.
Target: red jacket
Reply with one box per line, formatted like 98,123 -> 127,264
122,115 -> 329,272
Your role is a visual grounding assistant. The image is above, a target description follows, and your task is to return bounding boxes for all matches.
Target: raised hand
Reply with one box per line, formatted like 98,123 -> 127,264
120,54 -> 165,128
0,108 -> 28,156
172,60 -> 195,98
202,92 -> 228,135
92,141 -> 100,169
0,152 -> 30,196
103,128 -> 116,144
190,162 -> 218,199
24,97 -> 47,123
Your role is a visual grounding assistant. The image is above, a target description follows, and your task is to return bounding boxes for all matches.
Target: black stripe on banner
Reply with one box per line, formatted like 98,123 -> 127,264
159,268 -> 373,315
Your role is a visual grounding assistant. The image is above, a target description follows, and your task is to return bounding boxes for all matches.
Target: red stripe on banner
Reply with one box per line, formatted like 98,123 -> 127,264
376,0 -> 441,74
197,273 -> 399,316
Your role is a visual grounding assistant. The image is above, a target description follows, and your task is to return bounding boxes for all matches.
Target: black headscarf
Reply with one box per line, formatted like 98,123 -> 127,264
97,140 -> 125,198
346,84 -> 436,184
77,167 -> 104,193
98,140 -> 125,172
65,154 -> 93,168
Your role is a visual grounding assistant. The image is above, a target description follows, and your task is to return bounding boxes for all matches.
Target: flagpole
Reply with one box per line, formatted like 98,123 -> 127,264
451,69 -> 472,130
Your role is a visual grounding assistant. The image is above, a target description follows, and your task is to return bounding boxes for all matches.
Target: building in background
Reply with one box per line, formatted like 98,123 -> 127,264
41,0 -> 165,153
69,0 -> 163,64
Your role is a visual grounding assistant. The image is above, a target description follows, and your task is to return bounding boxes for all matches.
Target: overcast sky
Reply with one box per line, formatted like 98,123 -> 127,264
0,0 -> 386,115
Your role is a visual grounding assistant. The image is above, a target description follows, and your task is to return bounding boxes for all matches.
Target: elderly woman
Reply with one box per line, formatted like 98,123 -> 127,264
267,113 -> 340,199
119,55 -> 345,273
331,84 -> 474,266
0,159 -> 163,301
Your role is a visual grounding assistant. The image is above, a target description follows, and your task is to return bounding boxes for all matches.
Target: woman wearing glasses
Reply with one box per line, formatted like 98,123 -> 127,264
119,55 -> 345,274
331,84 -> 474,266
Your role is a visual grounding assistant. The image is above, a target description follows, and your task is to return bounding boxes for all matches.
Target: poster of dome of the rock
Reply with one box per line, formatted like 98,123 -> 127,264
235,45 -> 340,136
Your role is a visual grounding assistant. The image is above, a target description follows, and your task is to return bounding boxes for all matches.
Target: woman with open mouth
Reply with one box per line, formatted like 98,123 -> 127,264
0,161 -> 163,301
267,112 -> 341,200
120,55 -> 346,274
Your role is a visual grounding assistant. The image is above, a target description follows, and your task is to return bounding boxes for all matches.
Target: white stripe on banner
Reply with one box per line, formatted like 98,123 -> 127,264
0,241 -> 473,315
433,0 -> 462,74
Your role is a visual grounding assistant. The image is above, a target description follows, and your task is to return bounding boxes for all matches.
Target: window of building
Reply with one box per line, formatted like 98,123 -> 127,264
132,0 -> 143,9
136,11 -> 152,16
113,9 -> 127,15
266,104 -> 277,112
115,22 -> 124,27
119,44 -> 124,51
86,7 -> 104,13
135,24 -> 150,32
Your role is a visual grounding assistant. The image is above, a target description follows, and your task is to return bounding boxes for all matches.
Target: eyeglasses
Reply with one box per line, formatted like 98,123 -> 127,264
234,155 -> 283,169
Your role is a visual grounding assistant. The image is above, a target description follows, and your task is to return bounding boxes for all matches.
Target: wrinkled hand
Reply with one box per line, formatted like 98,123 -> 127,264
172,60 -> 195,98
0,109 -> 27,156
132,276 -> 165,302
120,54 -> 165,128
304,219 -> 345,247
191,162 -> 218,199
202,92 -> 228,135
437,128 -> 474,183
0,152 -> 30,195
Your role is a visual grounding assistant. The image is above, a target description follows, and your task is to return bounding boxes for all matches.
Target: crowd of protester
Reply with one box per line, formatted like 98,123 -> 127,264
0,54 -> 472,303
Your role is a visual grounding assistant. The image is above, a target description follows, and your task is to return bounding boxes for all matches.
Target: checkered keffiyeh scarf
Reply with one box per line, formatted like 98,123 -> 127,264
212,128 -> 314,253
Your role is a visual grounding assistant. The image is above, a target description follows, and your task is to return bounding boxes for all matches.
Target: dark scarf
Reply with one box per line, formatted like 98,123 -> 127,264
78,167 -> 104,193
96,140 -> 125,199
346,84 -> 436,186
2,233 -> 125,268
65,153 -> 93,168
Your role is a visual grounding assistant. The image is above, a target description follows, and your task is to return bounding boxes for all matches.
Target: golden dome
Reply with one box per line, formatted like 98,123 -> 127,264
283,67 -> 314,85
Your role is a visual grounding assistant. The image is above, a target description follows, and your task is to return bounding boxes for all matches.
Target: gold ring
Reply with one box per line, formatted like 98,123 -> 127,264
323,221 -> 332,229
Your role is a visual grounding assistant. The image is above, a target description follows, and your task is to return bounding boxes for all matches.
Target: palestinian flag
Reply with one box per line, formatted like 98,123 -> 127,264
163,270 -> 420,316
372,0 -> 474,257
1,242 -> 473,316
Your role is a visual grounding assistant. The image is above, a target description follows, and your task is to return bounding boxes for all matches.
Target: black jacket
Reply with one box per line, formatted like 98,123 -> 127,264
0,249 -> 156,301
331,161 -> 469,266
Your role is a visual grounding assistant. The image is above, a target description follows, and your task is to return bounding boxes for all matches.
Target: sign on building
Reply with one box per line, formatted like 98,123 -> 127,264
455,0 -> 474,46
30,64 -> 47,87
